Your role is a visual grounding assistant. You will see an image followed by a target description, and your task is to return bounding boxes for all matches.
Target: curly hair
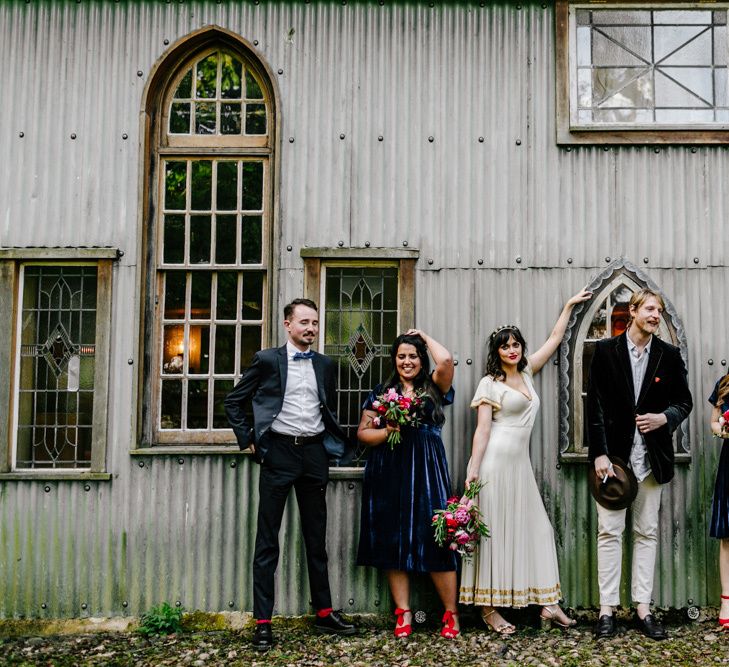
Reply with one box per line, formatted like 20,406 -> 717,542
382,333 -> 445,425
715,373 -> 729,408
485,326 -> 528,382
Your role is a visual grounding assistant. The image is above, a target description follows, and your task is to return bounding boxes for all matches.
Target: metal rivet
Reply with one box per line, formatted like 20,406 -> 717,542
542,2 -> 547,7
694,257 -> 700,264
70,133 -> 77,140
553,358 -> 559,365
603,146 -> 610,151
164,38 -> 169,45
254,0 -> 259,4
605,256 -> 611,263
722,359 -> 727,366
286,245 -> 293,251
81,603 -> 87,610
466,359 -> 472,365
516,4 -> 521,9
709,359 -> 714,365
374,600 -> 380,606
478,136 -> 484,143
138,461 -> 145,468
230,461 -> 237,468
567,257 -> 573,264
477,259 -> 484,265
339,133 -> 345,140
175,601 -> 182,607
688,599 -> 694,605
378,135 -> 383,141
118,249 -> 125,257
178,458 -> 184,465
137,70 -> 143,77
566,147 -> 572,152
429,1 -> 433,6
480,2 -> 485,6
19,131 -> 24,138
127,358 -> 134,365
253,40 -> 259,46
654,147 -> 660,153
44,485 -> 51,493
428,259 -> 433,265
41,603 -> 47,610
348,598 -> 354,605
515,139 -> 521,145
379,0 -> 384,4
289,137 -> 294,143
691,147 -> 697,153
277,68 -> 283,75
122,601 -> 128,608
348,483 -> 355,490
338,240 -> 344,247
122,133 -> 128,140
402,241 -> 408,247
556,462 -> 562,470
428,136 -> 434,142
365,241 -> 371,247
643,257 -> 649,264
453,360 -> 459,366
515,256 -> 522,264
228,601 -> 235,608
84,484 -> 91,492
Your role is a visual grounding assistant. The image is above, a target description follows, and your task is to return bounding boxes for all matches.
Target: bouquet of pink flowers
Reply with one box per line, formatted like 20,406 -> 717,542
371,387 -> 425,449
715,408 -> 729,438
432,481 -> 489,562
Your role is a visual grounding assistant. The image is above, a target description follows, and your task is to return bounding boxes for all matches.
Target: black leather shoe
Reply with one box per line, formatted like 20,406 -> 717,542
252,623 -> 273,651
635,613 -> 667,641
594,614 -> 617,639
314,610 -> 356,635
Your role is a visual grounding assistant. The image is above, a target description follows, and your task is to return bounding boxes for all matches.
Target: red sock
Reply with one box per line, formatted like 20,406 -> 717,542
256,619 -> 271,624
316,607 -> 333,618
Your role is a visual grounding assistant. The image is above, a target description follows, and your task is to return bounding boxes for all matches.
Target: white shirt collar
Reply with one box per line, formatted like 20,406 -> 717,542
286,340 -> 310,359
626,331 -> 652,359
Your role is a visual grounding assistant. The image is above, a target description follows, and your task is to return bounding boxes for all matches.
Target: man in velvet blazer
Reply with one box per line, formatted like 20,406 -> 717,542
587,288 -> 692,641
225,298 -> 353,650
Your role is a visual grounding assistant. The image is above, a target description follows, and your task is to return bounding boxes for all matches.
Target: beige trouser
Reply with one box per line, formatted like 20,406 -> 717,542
596,473 -> 663,606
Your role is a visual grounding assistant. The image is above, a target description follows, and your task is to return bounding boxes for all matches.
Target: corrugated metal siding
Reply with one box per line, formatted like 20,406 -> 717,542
0,1 -> 728,617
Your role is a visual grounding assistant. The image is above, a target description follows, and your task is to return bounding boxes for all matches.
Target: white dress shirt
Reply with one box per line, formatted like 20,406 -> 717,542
627,332 -> 652,482
270,341 -> 325,437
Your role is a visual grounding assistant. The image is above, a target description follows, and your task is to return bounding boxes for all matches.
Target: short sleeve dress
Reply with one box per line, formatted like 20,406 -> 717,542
459,367 -> 563,607
356,384 -> 458,572
709,378 -> 729,539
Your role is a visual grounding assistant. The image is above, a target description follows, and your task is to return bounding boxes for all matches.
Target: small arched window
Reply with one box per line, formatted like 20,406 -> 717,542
558,260 -> 689,461
140,29 -> 275,447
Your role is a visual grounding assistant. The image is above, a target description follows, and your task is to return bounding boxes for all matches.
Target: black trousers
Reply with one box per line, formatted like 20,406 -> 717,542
252,432 -> 332,620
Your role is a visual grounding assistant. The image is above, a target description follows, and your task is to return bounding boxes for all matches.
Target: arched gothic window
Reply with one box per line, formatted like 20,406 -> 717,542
558,260 -> 689,461
140,29 -> 275,447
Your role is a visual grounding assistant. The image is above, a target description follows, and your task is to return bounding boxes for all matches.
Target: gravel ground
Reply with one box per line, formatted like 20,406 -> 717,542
2,613 -> 729,666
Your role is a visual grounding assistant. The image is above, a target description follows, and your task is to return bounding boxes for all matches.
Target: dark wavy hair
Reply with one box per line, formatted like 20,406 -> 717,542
485,326 -> 528,382
715,373 -> 729,408
382,333 -> 445,425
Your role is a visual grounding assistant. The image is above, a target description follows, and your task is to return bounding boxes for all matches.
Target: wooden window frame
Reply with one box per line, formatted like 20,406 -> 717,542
0,248 -> 115,481
136,28 -> 278,454
556,0 -> 729,145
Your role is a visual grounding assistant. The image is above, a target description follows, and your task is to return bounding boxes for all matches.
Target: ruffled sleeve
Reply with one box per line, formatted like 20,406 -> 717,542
470,375 -> 505,411
441,386 -> 455,406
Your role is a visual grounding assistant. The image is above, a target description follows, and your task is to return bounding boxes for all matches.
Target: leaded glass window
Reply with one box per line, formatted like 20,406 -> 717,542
322,266 -> 399,464
14,265 -> 98,469
570,5 -> 729,126
168,50 -> 267,137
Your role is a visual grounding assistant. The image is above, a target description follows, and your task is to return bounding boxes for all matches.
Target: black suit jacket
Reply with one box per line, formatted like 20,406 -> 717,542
586,332 -> 692,484
224,345 -> 348,464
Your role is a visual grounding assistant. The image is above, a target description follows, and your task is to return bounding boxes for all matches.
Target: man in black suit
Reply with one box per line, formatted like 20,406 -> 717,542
225,298 -> 355,650
587,288 -> 692,641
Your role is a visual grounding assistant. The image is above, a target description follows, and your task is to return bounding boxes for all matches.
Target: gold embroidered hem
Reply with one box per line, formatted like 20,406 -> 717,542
459,583 -> 561,608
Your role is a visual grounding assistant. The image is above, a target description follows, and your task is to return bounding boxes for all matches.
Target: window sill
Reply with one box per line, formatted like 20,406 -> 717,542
328,466 -> 364,480
131,446 -> 246,456
0,472 -> 112,481
559,452 -> 692,465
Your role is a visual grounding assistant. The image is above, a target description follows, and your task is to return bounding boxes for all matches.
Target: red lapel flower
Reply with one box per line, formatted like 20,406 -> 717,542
654,377 -> 661,383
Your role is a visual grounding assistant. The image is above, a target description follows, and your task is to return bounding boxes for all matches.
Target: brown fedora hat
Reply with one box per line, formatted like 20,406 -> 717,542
588,456 -> 638,510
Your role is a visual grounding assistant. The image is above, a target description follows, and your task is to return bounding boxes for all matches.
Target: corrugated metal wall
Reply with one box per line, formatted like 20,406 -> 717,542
0,0 -> 726,617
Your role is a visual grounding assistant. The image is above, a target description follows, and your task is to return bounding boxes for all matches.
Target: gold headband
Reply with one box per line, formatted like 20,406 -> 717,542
490,324 -> 520,339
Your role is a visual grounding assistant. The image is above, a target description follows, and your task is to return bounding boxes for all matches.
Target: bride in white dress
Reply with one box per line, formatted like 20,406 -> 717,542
459,289 -> 592,634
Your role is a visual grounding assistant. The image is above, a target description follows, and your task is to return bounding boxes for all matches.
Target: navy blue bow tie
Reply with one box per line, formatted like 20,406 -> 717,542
292,350 -> 314,361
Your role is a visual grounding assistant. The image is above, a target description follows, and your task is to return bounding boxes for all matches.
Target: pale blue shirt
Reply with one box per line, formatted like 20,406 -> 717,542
627,332 -> 652,483
270,341 -> 324,437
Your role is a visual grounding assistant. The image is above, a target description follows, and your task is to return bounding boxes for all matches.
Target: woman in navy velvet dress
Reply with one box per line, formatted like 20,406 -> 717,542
356,329 -> 458,639
709,374 -> 729,628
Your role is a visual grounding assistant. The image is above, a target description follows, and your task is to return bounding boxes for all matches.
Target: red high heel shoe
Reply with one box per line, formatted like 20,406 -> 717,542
719,594 -> 729,630
440,610 -> 460,639
394,608 -> 412,638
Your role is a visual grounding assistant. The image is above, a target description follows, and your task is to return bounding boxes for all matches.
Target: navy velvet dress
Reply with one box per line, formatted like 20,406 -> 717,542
709,378 -> 729,539
356,384 -> 458,573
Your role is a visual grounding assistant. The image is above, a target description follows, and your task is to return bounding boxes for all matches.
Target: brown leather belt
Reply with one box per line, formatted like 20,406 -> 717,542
270,431 -> 325,446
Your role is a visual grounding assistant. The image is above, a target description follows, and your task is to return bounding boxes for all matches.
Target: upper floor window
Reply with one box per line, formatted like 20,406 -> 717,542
559,261 -> 689,460
141,33 -> 274,448
557,2 -> 729,143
